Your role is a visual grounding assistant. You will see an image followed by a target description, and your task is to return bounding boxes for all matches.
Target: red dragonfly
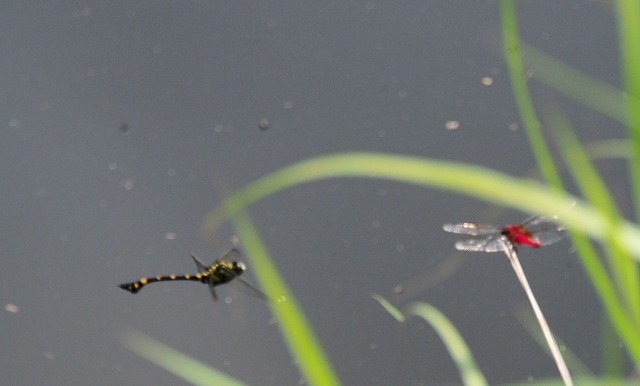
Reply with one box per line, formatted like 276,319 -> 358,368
443,216 -> 566,252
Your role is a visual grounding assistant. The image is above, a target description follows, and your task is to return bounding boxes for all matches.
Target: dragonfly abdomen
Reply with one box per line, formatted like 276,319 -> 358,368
119,273 -> 207,294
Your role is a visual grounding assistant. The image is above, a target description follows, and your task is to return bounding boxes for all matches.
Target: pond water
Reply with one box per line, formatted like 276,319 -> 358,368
1,1 -> 628,385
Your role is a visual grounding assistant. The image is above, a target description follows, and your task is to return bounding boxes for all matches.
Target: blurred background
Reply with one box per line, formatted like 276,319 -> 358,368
1,1 -> 628,385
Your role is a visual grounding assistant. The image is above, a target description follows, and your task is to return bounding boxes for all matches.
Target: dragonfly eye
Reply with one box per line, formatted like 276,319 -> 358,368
235,261 -> 247,272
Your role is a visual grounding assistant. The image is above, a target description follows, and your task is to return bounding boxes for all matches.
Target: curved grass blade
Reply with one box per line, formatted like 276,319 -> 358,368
371,293 -> 406,323
372,294 -> 487,386
500,0 -> 640,371
521,41 -> 628,124
202,152 -> 640,260
202,151 -> 640,368
550,110 -> 640,326
120,329 -> 247,386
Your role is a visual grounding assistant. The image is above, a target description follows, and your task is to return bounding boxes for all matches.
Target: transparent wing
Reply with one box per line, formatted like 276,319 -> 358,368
207,278 -> 218,301
521,215 -> 551,227
219,248 -> 241,262
443,222 -> 501,236
522,217 -> 566,246
189,253 -> 219,301
215,257 -> 269,302
454,236 -> 506,253
189,252 -> 209,273
191,249 -> 241,273
530,227 -> 567,246
234,277 -> 269,302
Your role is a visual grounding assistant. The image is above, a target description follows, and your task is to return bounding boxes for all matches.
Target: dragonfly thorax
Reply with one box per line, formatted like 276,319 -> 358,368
502,225 -> 540,248
208,260 -> 246,285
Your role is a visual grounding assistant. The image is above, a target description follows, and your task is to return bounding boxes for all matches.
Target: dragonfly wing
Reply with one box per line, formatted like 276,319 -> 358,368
454,237 -> 504,252
210,261 -> 267,302
207,277 -> 218,301
220,248 -> 241,262
191,249 -> 241,274
521,217 -> 566,246
443,223 -> 501,236
523,216 -> 565,230
189,253 -> 209,273
479,238 -> 510,252
531,228 -> 567,246
521,216 -> 548,227
235,277 -> 269,301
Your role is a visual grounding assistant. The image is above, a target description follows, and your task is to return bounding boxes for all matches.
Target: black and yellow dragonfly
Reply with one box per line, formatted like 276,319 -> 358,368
118,249 -> 264,301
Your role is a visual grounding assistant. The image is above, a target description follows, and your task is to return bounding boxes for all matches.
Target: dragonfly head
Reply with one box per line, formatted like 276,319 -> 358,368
232,261 -> 247,276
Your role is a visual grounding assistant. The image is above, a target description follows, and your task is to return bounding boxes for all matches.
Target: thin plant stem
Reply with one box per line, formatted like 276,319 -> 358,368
498,237 -> 573,386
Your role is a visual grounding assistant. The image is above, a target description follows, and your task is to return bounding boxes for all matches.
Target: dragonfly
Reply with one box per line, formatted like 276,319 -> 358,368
442,216 -> 566,252
118,249 -> 265,301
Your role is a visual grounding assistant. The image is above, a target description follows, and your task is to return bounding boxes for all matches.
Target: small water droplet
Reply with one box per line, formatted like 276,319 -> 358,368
445,120 -> 460,130
481,77 -> 493,86
5,303 -> 19,313
122,177 -> 134,190
258,118 -> 269,131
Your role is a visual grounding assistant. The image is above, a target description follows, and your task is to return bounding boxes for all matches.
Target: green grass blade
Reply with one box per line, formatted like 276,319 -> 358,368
521,42 -> 628,125
203,152 -> 640,367
616,0 -> 640,218
202,152 -> 640,260
229,210 -> 341,386
506,377 -> 640,386
371,293 -> 405,322
372,294 -> 487,386
500,0 -> 562,188
120,329 -> 248,386
501,0 -> 640,371
587,139 -> 629,160
601,315 -> 624,379
405,302 -> 488,386
550,110 -> 640,325
550,110 -> 640,368
565,233 -> 640,367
